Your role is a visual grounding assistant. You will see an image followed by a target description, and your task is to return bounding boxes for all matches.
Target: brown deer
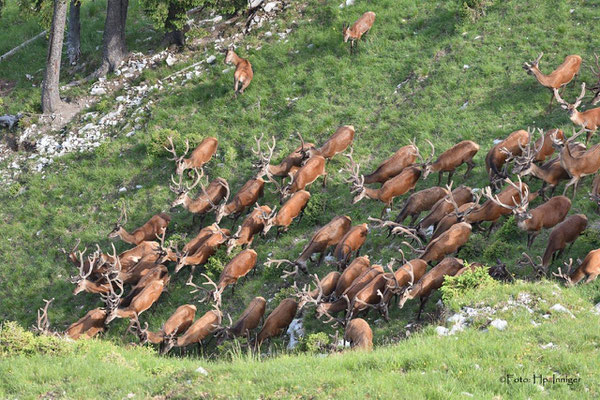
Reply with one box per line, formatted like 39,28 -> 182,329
398,257 -> 464,319
304,125 -> 355,160
553,254 -> 600,285
119,265 -> 169,308
590,173 -> 600,212
256,298 -> 298,347
178,224 -> 224,261
521,214 -> 588,275
554,83 -> 600,144
130,305 -> 196,346
71,250 -> 114,295
161,306 -> 222,355
108,206 -> 170,245
534,129 -> 565,162
170,171 -> 229,225
406,222 -> 472,264
344,318 -> 373,351
394,186 -> 448,226
523,53 -> 581,109
175,227 -> 230,275
363,142 -> 419,185
266,134 -> 315,178
343,11 -> 376,53
430,188 -> 482,241
66,308 -> 108,340
164,136 -> 218,176
275,155 -> 327,201
265,216 -> 351,277
417,185 -> 474,234
262,190 -> 310,237
485,129 -> 529,187
334,256 -> 371,298
224,48 -> 253,95
333,223 -> 369,269
105,278 -> 165,324
217,297 -> 266,342
422,140 -> 480,185
215,177 -> 265,225
304,271 -> 341,301
226,205 -> 272,254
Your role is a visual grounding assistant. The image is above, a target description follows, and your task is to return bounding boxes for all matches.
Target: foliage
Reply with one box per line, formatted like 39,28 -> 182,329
272,286 -> 297,306
457,0 -> 492,21
148,127 -> 180,157
0,321 -> 71,358
440,264 -> 498,309
298,332 -> 330,354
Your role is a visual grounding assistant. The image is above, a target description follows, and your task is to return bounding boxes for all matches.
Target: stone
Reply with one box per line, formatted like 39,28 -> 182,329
490,319 -> 507,331
90,87 -> 107,96
195,366 -> 208,376
264,2 -> 278,12
550,304 -> 575,318
206,55 -> 216,64
435,326 -> 449,336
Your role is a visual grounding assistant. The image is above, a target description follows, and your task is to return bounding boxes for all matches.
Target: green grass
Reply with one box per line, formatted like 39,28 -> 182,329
2,0 -> 600,397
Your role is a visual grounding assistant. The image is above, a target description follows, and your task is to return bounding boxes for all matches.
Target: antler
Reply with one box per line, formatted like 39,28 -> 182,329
295,274 -> 324,308
343,147 -> 365,193
187,273 -> 222,306
34,298 -> 54,335
552,258 -> 576,285
70,246 -> 92,283
518,252 -> 545,276
163,136 -> 188,162
367,217 -> 423,246
264,258 -> 298,279
252,133 -> 277,178
523,52 -> 543,70
482,185 -> 514,210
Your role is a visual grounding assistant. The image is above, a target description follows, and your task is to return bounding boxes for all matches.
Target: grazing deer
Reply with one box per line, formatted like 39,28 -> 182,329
430,187 -> 482,241
170,170 -> 229,224
344,318 -> 373,351
417,185 -> 474,234
333,223 -> 369,269
523,53 -> 582,110
130,305 -> 196,346
217,297 -> 266,342
105,278 -> 165,324
343,11 -> 376,53
305,272 -> 341,301
398,257 -> 464,319
554,83 -> 600,144
534,129 -> 565,162
224,48 -> 253,95
363,142 -> 419,185
175,227 -> 230,275
551,127 -> 600,197
378,259 -> 428,317
256,298 -> 298,347
521,214 -> 588,275
119,265 -> 169,309
334,256 -> 371,299
590,174 -> 600,212
267,134 -> 315,178
161,306 -> 222,355
108,206 -> 170,246
422,140 -> 480,185
554,254 -> 600,285
274,155 -> 327,201
406,222 -> 472,264
262,190 -> 310,237
394,186 -> 448,226
71,250 -> 113,295
117,239 -> 175,271
485,129 -> 529,188
226,205 -> 272,254
178,224 -> 223,260
215,177 -> 265,225
66,308 -> 108,340
164,136 -> 218,176
304,125 -> 355,160
265,215 -> 352,277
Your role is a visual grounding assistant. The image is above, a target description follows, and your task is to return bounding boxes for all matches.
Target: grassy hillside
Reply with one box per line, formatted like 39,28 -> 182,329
1,0 -> 600,397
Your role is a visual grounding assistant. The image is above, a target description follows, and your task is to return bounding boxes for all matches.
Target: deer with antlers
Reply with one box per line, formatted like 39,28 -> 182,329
334,256 -> 371,299
164,136 -> 218,176
108,206 -> 170,246
224,47 -> 253,96
170,170 -> 229,224
521,214 -> 588,276
422,140 -> 480,185
118,265 -> 169,309
266,134 -> 315,179
273,155 -> 327,201
262,190 -> 310,237
342,11 -> 376,53
485,129 -> 530,188
554,83 -> 600,144
265,215 -> 351,278
430,185 -> 482,242
553,252 -> 600,285
130,305 -> 196,347
215,177 -> 266,225
217,297 -> 266,343
175,227 -> 230,275
35,300 -> 109,340
303,125 -> 355,161
256,298 -> 298,347
417,185 -> 474,235
226,205 -> 273,254
71,249 -> 115,295
104,273 -> 166,324
362,141 -> 419,185
161,306 -> 223,355
333,223 -> 369,269
523,52 -> 581,110
405,221 -> 472,264
394,186 -> 449,226
344,318 -> 373,351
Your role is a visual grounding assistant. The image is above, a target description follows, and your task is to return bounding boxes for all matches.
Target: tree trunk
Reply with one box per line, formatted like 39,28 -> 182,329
67,0 -> 81,65
41,0 -> 68,114
97,0 -> 129,76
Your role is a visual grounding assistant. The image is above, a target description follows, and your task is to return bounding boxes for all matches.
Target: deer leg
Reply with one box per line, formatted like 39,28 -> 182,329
446,170 -> 454,186
464,161 -> 475,178
416,296 -> 429,321
585,273 -> 598,283
276,227 -> 282,239
297,209 -> 305,224
563,177 -> 577,197
486,220 -> 498,238
231,284 -> 235,296
316,251 -> 326,268
527,232 -> 539,249
322,173 -> 328,187
437,172 -> 442,186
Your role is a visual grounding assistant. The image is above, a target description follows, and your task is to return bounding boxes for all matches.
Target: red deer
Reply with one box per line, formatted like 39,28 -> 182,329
262,190 -> 310,237
398,257 -> 464,319
430,189 -> 482,241
175,227 -> 230,275
256,298 -> 298,346
589,54 -> 600,105
523,53 -> 582,109
170,171 -> 229,224
108,206 -> 170,245
554,83 -> 600,144
177,224 -> 223,262
189,249 -> 257,300
334,256 -> 371,298
394,186 -> 449,226
226,205 -> 272,254
422,140 -> 480,185
363,142 -> 419,185
104,278 -> 165,324
66,308 -> 107,340
224,48 -> 253,95
521,214 -> 588,275
554,254 -> 600,285
305,271 -> 341,301
215,178 -> 265,225
333,223 -> 369,269
266,134 -> 315,178
119,265 -> 169,308
417,185 -> 473,234
304,125 -> 355,160
217,297 -> 266,342
406,222 -> 472,264
551,127 -> 600,197
161,306 -> 222,355
590,174 -> 600,212
346,149 -> 421,213
485,129 -> 529,187
344,318 -> 373,351
274,155 -> 327,201
71,250 -> 114,295
130,304 -> 196,346
164,136 -> 218,176
343,11 -> 376,53
265,216 -> 351,277
534,129 -> 565,162
115,239 -> 175,271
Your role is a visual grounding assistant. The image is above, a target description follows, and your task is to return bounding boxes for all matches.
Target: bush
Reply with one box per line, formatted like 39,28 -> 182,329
457,0 -> 492,21
0,321 -> 72,358
440,264 -> 498,309
299,332 -> 330,354
272,286 -> 297,306
148,128 -> 181,157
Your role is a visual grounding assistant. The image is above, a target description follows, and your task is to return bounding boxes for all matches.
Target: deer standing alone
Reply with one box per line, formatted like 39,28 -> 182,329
224,48 -> 253,95
342,11 -> 376,53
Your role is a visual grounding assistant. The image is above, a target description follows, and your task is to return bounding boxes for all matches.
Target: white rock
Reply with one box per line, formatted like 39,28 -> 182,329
287,318 -> 304,349
447,313 -> 466,325
195,366 -> 208,376
249,0 -> 263,7
493,139 -> 503,144
25,74 -> 33,80
222,68 -> 232,74
594,302 -> 600,315
119,187 -> 127,193
307,44 -> 314,49
265,31 -> 273,37
540,342 -> 557,350
166,54 -> 177,66
550,304 -> 574,318
435,326 -> 449,336
91,87 -> 107,96
490,319 -> 507,331
345,0 -> 355,5
206,55 -> 216,64
463,64 -> 470,69
264,2 -> 278,12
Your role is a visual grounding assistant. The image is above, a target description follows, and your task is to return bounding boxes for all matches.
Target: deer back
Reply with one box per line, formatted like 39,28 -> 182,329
66,308 -> 107,340
334,224 -> 368,261
177,310 -> 222,346
335,256 -> 371,297
230,297 -> 267,337
364,144 -> 418,184
317,125 -> 355,159
432,140 -> 479,172
344,318 -> 373,351
422,222 -> 472,263
218,249 -> 258,289
276,190 -> 310,226
257,298 -> 298,344
163,304 -> 197,336
186,137 -> 218,168
290,156 -> 326,192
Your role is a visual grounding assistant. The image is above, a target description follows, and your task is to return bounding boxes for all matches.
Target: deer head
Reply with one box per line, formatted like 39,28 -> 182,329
163,136 -> 190,176
554,82 -> 586,117
108,205 -> 128,239
522,52 -> 543,75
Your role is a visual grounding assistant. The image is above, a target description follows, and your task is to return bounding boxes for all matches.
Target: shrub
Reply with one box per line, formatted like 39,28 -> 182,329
299,332 -> 330,354
440,264 -> 498,309
458,0 -> 492,21
0,321 -> 72,358
148,128 -> 181,157
272,286 -> 297,306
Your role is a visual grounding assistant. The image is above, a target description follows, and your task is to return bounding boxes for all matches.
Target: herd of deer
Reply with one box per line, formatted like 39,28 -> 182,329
34,12 -> 600,355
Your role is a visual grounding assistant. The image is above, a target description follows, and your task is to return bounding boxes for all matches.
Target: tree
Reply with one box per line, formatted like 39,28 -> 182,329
96,0 -> 129,76
41,0 -> 68,114
66,0 -> 81,65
